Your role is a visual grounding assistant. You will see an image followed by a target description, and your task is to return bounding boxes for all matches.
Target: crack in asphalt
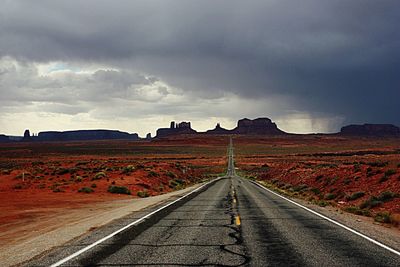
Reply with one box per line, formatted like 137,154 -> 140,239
217,181 -> 250,266
237,188 -> 306,266
73,179 -> 250,267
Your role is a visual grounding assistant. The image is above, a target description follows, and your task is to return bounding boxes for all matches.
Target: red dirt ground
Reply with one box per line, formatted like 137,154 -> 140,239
0,137 -> 228,243
1,134 -> 399,242
234,135 -> 400,226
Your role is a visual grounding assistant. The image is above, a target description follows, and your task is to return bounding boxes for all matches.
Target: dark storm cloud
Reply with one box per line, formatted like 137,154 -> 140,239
1,0 -> 399,126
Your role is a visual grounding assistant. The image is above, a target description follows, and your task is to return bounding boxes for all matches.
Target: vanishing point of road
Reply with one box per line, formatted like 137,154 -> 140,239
30,138 -> 400,266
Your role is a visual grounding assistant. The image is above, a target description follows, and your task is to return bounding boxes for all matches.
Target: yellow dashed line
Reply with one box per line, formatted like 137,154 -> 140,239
235,215 -> 241,226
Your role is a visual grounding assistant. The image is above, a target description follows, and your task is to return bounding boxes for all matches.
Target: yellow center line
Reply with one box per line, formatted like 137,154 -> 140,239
235,215 -> 241,226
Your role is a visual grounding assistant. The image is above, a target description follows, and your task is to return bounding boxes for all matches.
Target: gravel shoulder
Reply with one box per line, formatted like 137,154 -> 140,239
0,184 -> 201,267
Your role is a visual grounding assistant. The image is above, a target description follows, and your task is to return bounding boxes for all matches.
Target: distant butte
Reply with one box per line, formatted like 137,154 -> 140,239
0,134 -> 10,142
231,118 -> 285,135
21,129 -> 33,142
156,121 -> 197,138
206,118 -> 286,136
340,124 -> 400,137
37,130 -> 139,142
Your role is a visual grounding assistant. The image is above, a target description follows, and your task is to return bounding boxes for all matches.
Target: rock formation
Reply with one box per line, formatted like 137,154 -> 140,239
206,123 -> 231,134
146,133 -> 152,140
340,124 -> 400,137
0,134 -> 10,142
21,129 -> 33,142
36,130 -> 139,142
156,118 -> 285,137
231,118 -> 285,135
156,121 -> 197,138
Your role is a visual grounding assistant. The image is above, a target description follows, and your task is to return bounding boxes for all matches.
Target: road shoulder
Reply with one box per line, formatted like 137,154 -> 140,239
256,179 -> 400,253
0,184 -> 201,267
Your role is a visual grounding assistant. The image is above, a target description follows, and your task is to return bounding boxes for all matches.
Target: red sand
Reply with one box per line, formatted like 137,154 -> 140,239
0,138 -> 227,247
1,135 -> 399,243
235,135 -> 400,225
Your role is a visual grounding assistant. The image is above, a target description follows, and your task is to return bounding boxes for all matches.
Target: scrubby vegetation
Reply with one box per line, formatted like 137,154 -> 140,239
166,171 -> 176,178
147,170 -> 159,177
367,161 -> 388,167
137,190 -> 150,198
92,172 -> 106,180
374,212 -> 392,223
346,191 -> 365,201
121,165 -> 135,174
108,185 -> 131,195
324,193 -> 337,200
384,169 -> 396,176
169,178 -> 185,189
78,187 -> 94,193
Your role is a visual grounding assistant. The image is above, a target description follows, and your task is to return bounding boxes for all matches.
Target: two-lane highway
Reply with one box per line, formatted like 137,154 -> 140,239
30,139 -> 400,266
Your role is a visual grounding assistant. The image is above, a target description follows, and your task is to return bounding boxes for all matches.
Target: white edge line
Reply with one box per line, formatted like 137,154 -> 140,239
253,180 -> 400,257
50,177 -> 224,267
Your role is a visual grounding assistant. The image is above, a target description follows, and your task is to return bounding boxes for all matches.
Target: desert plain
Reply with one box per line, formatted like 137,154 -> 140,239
1,135 -> 399,264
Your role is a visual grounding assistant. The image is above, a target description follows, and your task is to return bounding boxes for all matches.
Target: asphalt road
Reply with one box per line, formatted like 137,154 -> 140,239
29,140 -> 400,266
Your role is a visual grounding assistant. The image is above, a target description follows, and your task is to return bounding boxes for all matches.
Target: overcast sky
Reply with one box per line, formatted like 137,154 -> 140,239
1,0 -> 399,137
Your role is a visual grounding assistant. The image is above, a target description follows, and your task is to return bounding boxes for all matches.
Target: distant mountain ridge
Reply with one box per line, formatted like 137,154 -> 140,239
156,117 -> 285,138
2,118 -> 400,142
